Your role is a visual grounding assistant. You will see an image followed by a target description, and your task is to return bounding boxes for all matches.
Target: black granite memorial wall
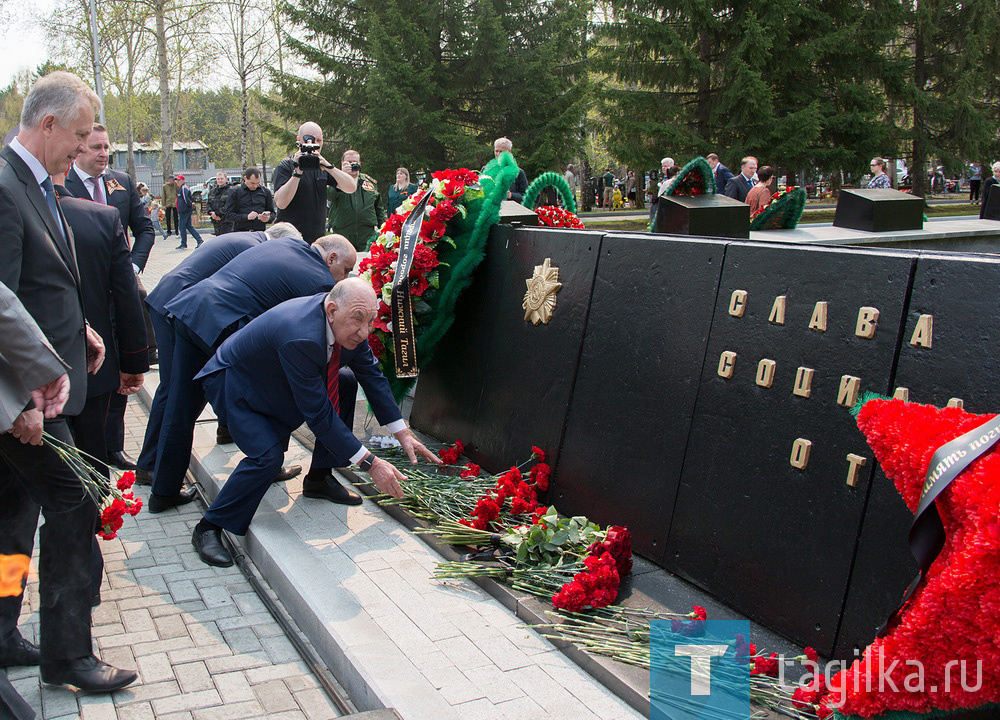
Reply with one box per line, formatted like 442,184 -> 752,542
833,188 -> 924,233
409,224 -> 997,657
554,234 -> 727,559
410,224 -> 604,470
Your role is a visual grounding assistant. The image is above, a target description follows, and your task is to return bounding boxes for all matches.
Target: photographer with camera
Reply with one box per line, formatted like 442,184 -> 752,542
273,121 -> 356,242
327,149 -> 386,252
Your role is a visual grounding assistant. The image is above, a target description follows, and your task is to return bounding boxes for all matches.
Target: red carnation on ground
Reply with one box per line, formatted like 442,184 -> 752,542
752,653 -> 780,677
459,463 -> 480,479
438,440 -> 465,465
528,462 -> 550,491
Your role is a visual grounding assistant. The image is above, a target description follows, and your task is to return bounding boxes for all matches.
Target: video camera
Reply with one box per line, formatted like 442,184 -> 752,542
296,134 -> 321,170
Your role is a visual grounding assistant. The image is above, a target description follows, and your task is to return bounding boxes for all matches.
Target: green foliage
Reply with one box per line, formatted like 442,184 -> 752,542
274,0 -> 591,186
749,187 -> 807,231
504,506 -> 603,565
523,171 -> 577,213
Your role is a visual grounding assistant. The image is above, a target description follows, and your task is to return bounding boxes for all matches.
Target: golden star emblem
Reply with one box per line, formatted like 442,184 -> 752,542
522,257 -> 562,325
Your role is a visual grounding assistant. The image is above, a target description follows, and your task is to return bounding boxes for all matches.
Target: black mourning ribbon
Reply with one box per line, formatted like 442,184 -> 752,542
391,190 -> 431,378
877,411 -> 1000,637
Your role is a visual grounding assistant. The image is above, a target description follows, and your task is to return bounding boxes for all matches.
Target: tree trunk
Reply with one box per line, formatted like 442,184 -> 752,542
240,73 -> 249,169
911,16 -> 927,200
155,0 -> 173,182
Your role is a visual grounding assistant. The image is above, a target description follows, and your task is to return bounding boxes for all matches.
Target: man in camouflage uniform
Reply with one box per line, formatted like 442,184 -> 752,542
327,149 -> 385,251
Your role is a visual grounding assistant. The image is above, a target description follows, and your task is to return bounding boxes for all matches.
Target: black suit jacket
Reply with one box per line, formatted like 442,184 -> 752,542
0,145 -> 88,416
55,186 -> 149,397
725,173 -> 754,202
66,166 -> 155,271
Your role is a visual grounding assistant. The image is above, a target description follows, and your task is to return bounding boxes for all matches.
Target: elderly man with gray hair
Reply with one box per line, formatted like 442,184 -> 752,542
190,278 -> 440,567
0,71 -> 138,692
146,233 -> 357,514
136,222 -> 308,484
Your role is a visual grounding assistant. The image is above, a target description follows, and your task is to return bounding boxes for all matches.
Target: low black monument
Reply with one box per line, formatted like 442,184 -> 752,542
654,194 -> 750,239
833,188 -> 924,232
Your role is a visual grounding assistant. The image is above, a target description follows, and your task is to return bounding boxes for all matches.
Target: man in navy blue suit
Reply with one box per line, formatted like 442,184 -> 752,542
135,223 -> 303,485
724,156 -> 759,202
147,234 -> 356,513
191,279 -> 440,566
707,153 -> 734,195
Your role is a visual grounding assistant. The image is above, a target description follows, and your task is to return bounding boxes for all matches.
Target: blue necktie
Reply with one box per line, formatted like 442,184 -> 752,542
40,177 -> 66,242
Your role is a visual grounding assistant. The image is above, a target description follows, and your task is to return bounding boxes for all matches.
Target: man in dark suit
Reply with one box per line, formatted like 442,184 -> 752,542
147,234 -> 357,513
724,156 -> 759,202
52,179 -> 148,469
0,70 -> 135,692
66,123 -> 157,473
191,279 -> 440,566
54,176 -> 149,607
136,223 -> 304,485
707,153 -> 734,195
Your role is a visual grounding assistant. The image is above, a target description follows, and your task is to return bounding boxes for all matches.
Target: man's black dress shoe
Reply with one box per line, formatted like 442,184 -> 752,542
216,425 -> 233,444
134,467 -> 153,486
108,451 -> 138,471
192,526 -> 233,567
0,635 -> 40,668
148,486 -> 198,514
41,655 -> 137,692
302,474 -> 363,505
274,465 -> 302,483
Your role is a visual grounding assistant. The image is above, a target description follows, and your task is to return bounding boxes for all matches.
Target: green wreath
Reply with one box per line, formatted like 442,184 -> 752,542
523,171 -> 577,214
378,152 -> 519,402
749,187 -> 807,231
665,156 -> 716,197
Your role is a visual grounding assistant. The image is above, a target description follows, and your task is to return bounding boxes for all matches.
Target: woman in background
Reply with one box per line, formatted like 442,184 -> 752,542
746,166 -> 776,215
387,167 -> 418,215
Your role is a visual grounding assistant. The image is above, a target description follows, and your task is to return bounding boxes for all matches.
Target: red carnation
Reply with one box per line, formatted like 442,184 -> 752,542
752,653 -> 780,677
529,463 -> 550,491
367,332 -> 385,359
552,580 -> 588,612
531,446 -> 546,461
117,471 -> 136,491
459,463 -> 481,479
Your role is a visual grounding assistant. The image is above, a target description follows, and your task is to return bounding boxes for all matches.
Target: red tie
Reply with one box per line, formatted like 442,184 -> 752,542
327,343 -> 342,414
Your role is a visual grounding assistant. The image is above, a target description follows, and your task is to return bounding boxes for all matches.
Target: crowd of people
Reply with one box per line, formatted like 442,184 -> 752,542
0,71 -> 441,712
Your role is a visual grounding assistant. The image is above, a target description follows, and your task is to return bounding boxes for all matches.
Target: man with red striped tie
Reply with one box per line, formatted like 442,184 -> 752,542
189,278 -> 439,567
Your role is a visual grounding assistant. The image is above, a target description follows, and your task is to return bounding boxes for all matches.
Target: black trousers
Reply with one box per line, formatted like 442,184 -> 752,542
68,393 -> 112,601
165,206 -> 178,234
0,418 -> 96,663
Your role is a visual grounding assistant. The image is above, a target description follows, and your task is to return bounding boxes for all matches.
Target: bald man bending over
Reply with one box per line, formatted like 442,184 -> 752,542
190,279 -> 440,567
273,121 -> 357,242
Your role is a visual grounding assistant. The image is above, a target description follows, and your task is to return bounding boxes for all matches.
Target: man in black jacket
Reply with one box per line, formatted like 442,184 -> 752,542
207,171 -> 233,235
53,176 -> 148,607
224,167 -> 274,233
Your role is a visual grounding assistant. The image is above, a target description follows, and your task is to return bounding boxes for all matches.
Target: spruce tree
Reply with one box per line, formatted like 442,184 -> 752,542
273,0 -> 590,184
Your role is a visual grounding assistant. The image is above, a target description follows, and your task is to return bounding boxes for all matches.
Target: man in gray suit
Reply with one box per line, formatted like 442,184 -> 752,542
0,71 -> 136,693
0,281 -> 69,431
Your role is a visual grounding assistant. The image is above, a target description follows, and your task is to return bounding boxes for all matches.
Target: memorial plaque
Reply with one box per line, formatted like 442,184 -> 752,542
834,252 -> 1000,657
655,194 -> 750,239
411,225 -> 604,470
833,188 -> 924,232
555,234 -> 727,559
664,243 -> 916,655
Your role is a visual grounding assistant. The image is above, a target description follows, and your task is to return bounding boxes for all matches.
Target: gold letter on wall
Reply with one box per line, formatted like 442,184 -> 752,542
910,314 -> 933,348
768,296 -> 786,325
790,439 -> 812,469
718,351 -> 737,379
793,367 -> 815,398
729,290 -> 748,317
855,307 -> 879,339
756,359 -> 777,388
808,302 -> 828,332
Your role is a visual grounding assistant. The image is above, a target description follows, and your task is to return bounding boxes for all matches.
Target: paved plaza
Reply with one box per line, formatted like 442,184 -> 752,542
8,233 -> 642,719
